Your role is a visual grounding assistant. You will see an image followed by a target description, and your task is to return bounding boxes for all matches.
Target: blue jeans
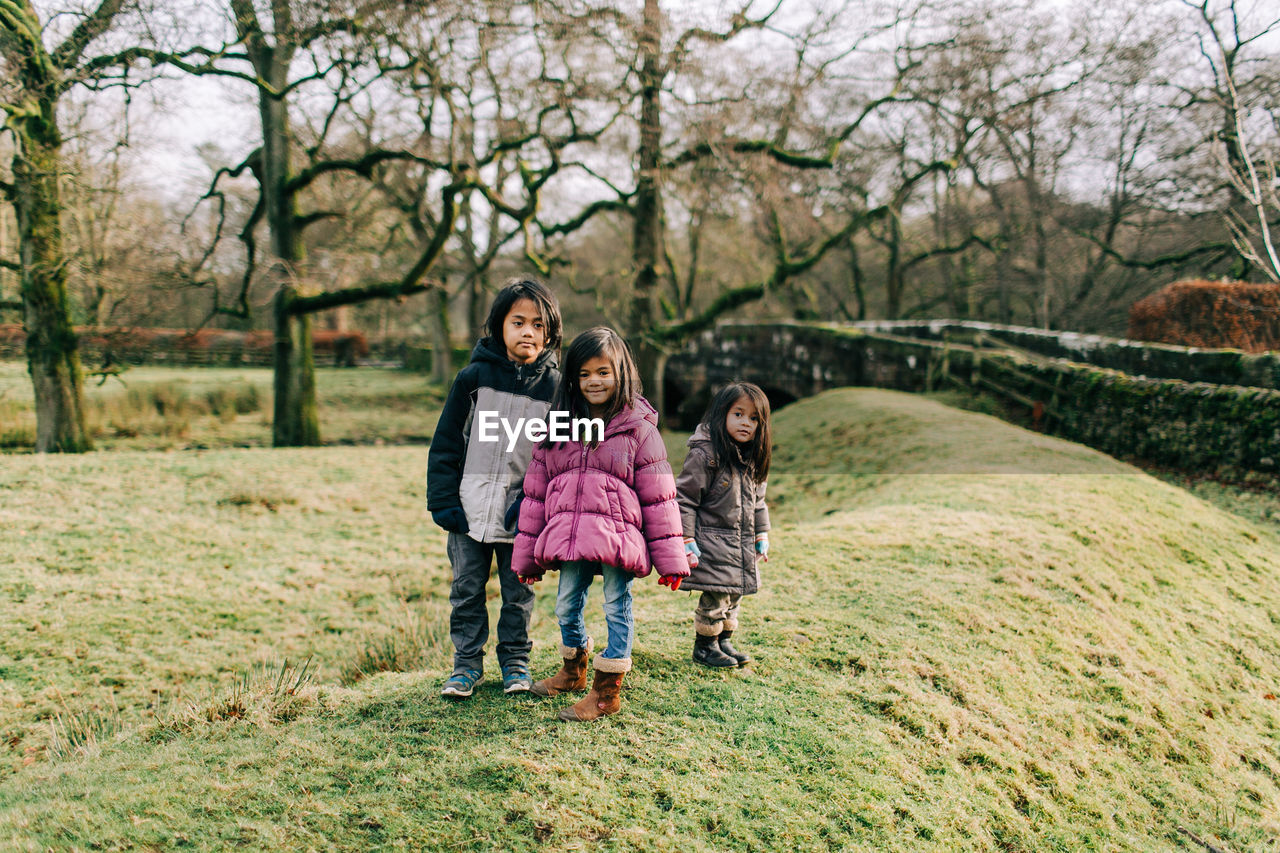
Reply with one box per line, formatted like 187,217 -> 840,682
556,561 -> 634,661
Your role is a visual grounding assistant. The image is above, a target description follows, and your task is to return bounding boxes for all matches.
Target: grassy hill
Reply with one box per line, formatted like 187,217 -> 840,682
1,388 -> 1278,851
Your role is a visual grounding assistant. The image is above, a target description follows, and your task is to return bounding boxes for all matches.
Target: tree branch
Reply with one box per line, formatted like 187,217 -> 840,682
665,93 -> 909,171
651,205 -> 878,343
539,198 -> 634,238
1076,230 -> 1233,269
295,210 -> 343,230
902,233 -> 996,273
649,282 -> 767,341
286,148 -> 443,195
296,0 -> 390,47
666,0 -> 782,73
289,172 -> 472,315
287,274 -> 444,315
75,46 -> 261,89
51,0 -> 124,71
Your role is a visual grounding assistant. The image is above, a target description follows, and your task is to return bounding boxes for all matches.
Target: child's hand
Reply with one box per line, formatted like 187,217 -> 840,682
503,492 -> 523,531
516,573 -> 541,585
755,533 -> 769,562
432,507 -> 469,534
658,574 -> 683,591
683,537 -> 701,569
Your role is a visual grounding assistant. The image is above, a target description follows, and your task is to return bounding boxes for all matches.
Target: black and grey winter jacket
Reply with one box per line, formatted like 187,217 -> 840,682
674,424 -> 771,595
427,338 -> 560,543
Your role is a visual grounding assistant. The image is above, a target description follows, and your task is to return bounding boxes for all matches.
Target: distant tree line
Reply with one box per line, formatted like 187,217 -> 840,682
0,0 -> 1276,450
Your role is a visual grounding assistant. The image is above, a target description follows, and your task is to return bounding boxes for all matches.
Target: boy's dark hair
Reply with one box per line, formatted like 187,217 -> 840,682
485,277 -> 562,352
548,327 -> 641,442
702,382 -> 771,482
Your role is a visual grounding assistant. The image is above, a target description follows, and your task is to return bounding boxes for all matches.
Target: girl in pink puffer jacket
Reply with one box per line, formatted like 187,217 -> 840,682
511,327 -> 688,722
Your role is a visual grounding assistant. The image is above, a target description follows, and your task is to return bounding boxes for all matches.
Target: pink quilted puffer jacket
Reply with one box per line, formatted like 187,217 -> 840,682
512,396 -> 688,581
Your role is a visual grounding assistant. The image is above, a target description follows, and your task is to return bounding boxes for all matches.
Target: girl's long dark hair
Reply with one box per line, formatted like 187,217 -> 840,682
702,382 -> 771,482
547,327 -> 641,443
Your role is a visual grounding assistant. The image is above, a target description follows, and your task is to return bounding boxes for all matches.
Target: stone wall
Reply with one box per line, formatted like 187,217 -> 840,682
851,320 -> 1280,390
667,322 -> 1280,475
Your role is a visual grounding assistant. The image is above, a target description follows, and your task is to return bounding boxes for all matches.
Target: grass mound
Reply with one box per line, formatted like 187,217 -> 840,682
1,388 -> 1278,851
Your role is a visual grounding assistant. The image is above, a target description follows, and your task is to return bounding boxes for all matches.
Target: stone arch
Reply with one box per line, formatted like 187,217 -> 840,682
757,385 -> 799,414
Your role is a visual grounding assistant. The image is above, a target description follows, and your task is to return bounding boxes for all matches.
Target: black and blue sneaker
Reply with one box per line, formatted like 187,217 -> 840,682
502,662 -> 532,694
441,668 -> 483,700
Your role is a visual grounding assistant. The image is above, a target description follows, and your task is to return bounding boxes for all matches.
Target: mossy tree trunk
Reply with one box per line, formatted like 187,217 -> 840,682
260,80 -> 319,447
628,0 -> 670,411
237,4 -> 319,447
0,0 -> 116,453
426,287 -> 452,386
13,135 -> 92,452
272,286 -> 318,446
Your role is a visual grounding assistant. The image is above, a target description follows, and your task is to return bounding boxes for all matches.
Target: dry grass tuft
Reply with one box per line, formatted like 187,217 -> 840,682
160,658 -> 316,734
46,693 -> 123,763
340,604 -> 451,685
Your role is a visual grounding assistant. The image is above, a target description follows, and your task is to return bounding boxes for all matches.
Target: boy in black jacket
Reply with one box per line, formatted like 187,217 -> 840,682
427,278 -> 561,699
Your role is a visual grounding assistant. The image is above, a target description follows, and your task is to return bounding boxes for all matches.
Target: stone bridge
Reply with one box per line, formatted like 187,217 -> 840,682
662,322 -> 921,429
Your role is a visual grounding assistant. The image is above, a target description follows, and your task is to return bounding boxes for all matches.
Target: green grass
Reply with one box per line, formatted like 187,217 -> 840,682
0,362 -> 444,451
2,388 -> 1279,850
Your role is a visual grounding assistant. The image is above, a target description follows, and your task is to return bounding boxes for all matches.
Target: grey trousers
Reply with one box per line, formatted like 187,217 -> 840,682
693,590 -> 744,636
446,532 -> 533,674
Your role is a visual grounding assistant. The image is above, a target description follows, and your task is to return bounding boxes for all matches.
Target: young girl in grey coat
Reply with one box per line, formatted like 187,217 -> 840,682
674,382 -> 772,667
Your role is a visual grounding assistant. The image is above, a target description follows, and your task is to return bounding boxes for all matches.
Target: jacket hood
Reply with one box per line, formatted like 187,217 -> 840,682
604,395 -> 659,437
470,337 -> 558,374
687,422 -> 711,447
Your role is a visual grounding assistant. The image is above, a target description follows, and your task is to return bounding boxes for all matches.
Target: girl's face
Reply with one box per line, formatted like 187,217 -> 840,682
502,297 -> 547,364
578,354 -> 616,413
726,395 -> 759,445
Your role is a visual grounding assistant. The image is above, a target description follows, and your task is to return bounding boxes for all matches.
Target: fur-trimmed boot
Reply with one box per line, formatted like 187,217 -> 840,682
717,629 -> 751,666
532,638 -> 594,697
558,658 -> 628,722
693,632 -> 738,668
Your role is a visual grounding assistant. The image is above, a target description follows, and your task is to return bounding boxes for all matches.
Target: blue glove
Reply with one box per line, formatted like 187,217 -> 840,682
432,506 -> 469,534
755,533 -> 769,562
504,491 -> 523,532
684,537 -> 701,569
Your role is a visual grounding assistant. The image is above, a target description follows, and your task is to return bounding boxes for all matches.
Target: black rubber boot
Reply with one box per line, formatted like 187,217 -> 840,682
693,633 -> 737,668
718,629 -> 750,666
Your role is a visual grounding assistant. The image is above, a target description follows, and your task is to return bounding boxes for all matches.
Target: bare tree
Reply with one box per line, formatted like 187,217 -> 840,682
522,0 -> 923,403
105,1 -> 606,444
0,0 -> 137,452
361,6 -> 609,384
1184,0 -> 1280,280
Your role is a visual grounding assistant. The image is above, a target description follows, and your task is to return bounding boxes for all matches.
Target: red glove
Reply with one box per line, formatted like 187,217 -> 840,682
517,573 -> 541,585
658,574 -> 682,591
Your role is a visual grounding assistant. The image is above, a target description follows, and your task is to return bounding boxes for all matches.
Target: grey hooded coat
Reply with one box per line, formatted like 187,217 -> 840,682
674,424 -> 770,595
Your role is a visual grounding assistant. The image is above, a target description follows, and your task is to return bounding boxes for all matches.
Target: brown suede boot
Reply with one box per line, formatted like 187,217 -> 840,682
531,638 -> 593,697
558,661 -> 627,722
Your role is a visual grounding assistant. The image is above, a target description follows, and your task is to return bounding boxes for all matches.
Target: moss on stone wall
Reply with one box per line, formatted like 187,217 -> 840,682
850,320 -> 1280,390
669,322 -> 1280,475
